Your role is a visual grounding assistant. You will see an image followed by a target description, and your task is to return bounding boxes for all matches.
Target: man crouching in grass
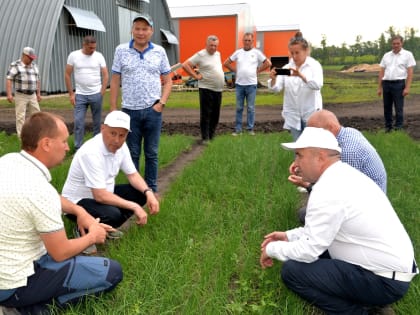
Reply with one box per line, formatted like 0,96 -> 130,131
260,127 -> 417,315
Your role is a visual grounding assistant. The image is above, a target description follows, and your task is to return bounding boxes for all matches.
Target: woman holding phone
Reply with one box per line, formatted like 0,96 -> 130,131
268,32 -> 323,141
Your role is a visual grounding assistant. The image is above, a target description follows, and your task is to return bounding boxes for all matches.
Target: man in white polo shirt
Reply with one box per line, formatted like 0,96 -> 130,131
260,127 -> 417,314
62,111 -> 159,238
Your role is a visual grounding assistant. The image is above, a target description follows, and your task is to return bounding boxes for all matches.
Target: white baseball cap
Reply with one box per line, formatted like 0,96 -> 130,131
23,47 -> 37,59
281,127 -> 341,153
104,111 -> 131,131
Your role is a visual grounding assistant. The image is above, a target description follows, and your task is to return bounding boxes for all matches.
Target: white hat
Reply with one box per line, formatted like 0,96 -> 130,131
281,127 -> 341,153
22,47 -> 37,59
104,111 -> 131,131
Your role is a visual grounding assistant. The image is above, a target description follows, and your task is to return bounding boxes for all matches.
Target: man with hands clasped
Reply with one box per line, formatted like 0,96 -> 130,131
260,127 -> 417,315
62,111 -> 159,236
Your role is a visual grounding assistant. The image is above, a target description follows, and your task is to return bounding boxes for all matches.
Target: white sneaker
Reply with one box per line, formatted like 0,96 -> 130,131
232,132 -> 241,136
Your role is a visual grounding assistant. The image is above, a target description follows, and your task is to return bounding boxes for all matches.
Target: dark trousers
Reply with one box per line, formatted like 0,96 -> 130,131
199,88 -> 222,140
68,184 -> 147,228
382,80 -> 405,129
281,257 -> 410,315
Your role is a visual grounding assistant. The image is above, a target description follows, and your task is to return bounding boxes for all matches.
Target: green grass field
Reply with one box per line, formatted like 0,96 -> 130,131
0,69 -> 419,314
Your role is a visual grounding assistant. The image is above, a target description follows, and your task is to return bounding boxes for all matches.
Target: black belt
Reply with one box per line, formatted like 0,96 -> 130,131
16,90 -> 35,95
383,79 -> 405,83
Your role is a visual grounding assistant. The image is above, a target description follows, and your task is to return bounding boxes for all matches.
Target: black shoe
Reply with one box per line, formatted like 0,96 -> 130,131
385,128 -> 393,133
367,305 -> 395,315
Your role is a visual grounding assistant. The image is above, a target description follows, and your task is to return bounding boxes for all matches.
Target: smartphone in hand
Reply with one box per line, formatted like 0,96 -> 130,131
275,68 -> 291,76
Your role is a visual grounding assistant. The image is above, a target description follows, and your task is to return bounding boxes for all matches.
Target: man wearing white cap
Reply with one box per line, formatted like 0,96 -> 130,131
6,47 -> 42,137
62,111 -> 159,246
260,127 -> 417,314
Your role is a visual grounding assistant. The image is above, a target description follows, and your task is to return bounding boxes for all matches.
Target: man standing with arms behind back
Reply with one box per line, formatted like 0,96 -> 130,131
377,35 -> 416,132
110,14 -> 172,196
224,32 -> 271,136
6,47 -> 42,138
65,35 -> 109,151
182,35 -> 225,144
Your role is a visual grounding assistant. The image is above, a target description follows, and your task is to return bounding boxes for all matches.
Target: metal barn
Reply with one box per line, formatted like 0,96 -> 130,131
0,0 -> 178,95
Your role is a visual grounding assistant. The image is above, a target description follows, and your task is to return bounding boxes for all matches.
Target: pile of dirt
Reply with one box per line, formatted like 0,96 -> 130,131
341,64 -> 381,73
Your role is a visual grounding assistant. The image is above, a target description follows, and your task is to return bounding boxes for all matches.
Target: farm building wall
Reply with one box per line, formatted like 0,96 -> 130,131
0,0 -> 178,95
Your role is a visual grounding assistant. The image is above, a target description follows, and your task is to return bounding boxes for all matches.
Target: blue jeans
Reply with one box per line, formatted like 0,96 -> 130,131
281,258 -> 409,315
235,84 -> 257,132
123,106 -> 162,192
290,120 -> 307,141
382,80 -> 405,129
0,254 -> 122,314
74,93 -> 103,150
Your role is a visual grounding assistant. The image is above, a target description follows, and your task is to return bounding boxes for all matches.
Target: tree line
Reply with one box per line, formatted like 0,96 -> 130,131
311,26 -> 420,66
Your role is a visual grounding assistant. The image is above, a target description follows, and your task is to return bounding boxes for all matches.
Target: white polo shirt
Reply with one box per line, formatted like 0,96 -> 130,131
0,151 -> 63,289
62,134 -> 137,203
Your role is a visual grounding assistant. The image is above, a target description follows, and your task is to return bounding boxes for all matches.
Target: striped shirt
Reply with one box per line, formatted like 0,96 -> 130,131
6,59 -> 40,93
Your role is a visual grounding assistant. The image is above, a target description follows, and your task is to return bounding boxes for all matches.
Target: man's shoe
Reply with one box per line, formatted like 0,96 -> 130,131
107,230 -> 124,240
297,186 -> 308,193
74,228 -> 97,255
82,244 -> 98,255
367,305 -> 395,315
248,130 -> 255,136
1,306 -> 21,315
232,132 -> 241,136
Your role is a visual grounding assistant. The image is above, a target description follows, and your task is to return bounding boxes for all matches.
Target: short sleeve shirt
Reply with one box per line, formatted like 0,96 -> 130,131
229,48 -> 267,85
188,49 -> 225,92
0,152 -> 63,289
380,48 -> 416,80
111,40 -> 171,109
67,50 -> 107,95
62,134 -> 138,203
6,59 -> 40,92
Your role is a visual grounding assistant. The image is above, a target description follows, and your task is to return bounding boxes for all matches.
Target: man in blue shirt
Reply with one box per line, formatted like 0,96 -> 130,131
110,14 -> 172,196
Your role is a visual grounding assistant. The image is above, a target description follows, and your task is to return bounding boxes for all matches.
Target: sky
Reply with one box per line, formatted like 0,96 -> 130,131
166,0 -> 419,47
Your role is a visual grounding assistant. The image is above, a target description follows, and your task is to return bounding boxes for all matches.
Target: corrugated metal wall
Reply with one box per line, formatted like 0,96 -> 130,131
1,0 -> 178,95
48,0 -> 120,93
0,0 -> 64,94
